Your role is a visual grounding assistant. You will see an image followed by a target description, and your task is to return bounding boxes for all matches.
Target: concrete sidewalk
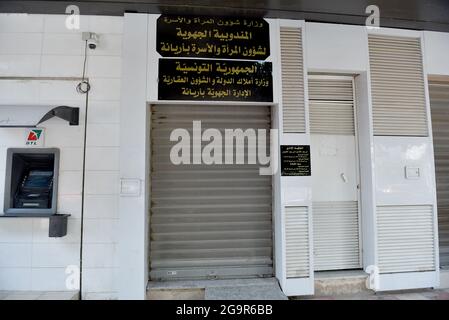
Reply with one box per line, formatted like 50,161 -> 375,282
296,288 -> 449,300
0,291 -> 79,300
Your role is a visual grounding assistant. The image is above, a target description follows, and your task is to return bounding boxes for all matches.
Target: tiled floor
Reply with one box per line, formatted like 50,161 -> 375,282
2,289 -> 448,300
297,288 -> 449,300
0,291 -> 79,300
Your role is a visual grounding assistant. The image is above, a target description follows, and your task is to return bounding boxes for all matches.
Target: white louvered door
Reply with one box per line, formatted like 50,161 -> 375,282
149,104 -> 273,280
309,76 -> 362,271
369,34 -> 437,281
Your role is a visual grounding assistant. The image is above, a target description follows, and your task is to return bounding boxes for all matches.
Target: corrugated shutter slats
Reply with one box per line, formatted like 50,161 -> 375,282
280,27 -> 305,133
430,80 -> 449,267
150,105 -> 273,280
285,206 -> 310,278
377,205 -> 436,273
368,35 -> 428,136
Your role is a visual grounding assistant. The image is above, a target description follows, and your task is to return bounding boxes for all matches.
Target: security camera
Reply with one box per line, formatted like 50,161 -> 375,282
82,32 -> 99,50
87,38 -> 98,49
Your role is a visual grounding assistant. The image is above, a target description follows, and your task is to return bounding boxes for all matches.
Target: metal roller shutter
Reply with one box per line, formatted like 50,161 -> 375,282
429,80 -> 449,268
150,104 -> 273,280
285,206 -> 310,278
280,27 -> 305,133
377,205 -> 436,274
368,35 -> 428,136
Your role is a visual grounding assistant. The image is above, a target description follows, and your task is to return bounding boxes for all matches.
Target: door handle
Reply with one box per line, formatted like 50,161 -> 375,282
340,173 -> 348,183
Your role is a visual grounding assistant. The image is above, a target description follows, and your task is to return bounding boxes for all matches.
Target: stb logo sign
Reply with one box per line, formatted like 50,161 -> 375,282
25,128 -> 44,146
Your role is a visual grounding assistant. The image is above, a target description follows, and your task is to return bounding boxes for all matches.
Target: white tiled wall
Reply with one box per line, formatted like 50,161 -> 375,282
0,13 -> 123,299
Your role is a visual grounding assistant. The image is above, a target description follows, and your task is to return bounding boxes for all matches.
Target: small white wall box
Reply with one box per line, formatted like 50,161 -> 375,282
2,148 -> 69,237
405,166 -> 421,179
120,178 -> 141,197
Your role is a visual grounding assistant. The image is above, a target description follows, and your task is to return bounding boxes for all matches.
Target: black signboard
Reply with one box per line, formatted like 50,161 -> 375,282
158,58 -> 273,102
157,15 -> 270,60
280,145 -> 311,176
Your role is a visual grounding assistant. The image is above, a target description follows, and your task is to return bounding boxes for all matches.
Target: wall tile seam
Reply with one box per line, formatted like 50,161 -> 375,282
83,217 -> 119,220
0,241 -> 80,244
83,267 -> 118,269
85,143 -> 121,147
26,267 -> 78,269
86,122 -> 120,125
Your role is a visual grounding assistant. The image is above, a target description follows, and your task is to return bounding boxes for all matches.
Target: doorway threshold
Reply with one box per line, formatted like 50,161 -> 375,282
314,270 -> 370,296
147,277 -> 287,300
315,270 -> 367,279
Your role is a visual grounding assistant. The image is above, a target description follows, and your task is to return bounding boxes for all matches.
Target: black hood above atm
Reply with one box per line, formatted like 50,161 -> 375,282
0,105 -> 79,128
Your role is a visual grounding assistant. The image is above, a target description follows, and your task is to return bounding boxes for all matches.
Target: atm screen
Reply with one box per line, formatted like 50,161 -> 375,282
14,170 -> 54,209
22,170 -> 53,189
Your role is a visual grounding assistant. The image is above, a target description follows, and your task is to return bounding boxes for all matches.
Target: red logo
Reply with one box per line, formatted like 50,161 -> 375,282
27,131 -> 38,141
26,129 -> 43,145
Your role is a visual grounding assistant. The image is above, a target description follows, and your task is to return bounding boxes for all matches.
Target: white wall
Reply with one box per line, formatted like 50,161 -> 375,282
424,31 -> 449,76
118,13 -> 149,300
305,22 -> 368,73
0,79 -> 84,291
0,13 -> 123,299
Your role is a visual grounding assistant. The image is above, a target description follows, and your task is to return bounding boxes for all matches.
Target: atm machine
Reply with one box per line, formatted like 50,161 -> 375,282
2,148 -> 68,237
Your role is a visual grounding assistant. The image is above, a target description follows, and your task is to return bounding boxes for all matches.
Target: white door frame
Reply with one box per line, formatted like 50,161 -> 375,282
308,73 -> 363,271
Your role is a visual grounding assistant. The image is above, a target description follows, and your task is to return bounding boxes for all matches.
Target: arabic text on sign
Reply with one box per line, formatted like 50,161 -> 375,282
157,15 -> 270,60
158,59 -> 273,102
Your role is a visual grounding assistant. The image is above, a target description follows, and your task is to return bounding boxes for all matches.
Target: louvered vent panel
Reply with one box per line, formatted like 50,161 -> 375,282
313,201 -> 361,271
429,80 -> 449,267
309,78 -> 355,135
280,27 -> 305,133
308,79 -> 353,101
285,206 -> 310,278
368,35 -> 428,136
377,205 -> 436,274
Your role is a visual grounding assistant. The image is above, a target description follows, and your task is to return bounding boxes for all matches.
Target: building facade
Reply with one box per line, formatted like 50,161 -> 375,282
0,12 -> 449,299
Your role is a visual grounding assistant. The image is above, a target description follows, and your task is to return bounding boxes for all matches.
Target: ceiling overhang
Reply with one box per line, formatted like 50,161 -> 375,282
1,0 -> 449,32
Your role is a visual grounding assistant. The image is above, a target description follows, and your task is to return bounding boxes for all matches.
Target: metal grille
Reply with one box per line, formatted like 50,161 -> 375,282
313,201 -> 361,271
280,27 -> 305,133
377,205 -> 436,274
285,206 -> 310,278
368,35 -> 428,136
149,104 -> 273,280
429,80 -> 449,268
